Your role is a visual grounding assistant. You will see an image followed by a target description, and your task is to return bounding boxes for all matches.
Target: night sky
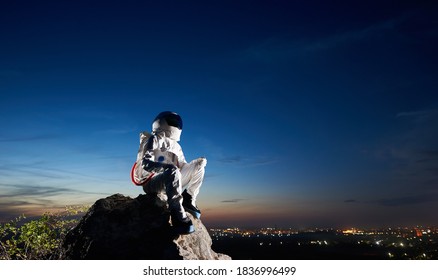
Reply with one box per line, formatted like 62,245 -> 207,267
1,0 -> 437,228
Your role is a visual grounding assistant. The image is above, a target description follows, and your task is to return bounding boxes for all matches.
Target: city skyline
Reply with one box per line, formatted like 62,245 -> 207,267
1,1 -> 438,228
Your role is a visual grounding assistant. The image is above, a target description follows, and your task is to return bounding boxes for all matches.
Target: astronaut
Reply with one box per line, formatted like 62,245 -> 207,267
133,111 -> 206,234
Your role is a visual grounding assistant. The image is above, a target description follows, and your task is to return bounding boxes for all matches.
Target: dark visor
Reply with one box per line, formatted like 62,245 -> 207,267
154,111 -> 183,130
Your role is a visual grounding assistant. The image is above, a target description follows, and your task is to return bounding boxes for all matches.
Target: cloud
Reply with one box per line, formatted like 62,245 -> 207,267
368,106 -> 438,195
61,108 -> 116,121
312,16 -> 408,51
0,198 -> 57,210
396,110 -> 434,118
0,134 -> 60,142
0,160 -> 123,183
374,109 -> 438,161
218,155 -> 277,167
0,164 -> 70,180
345,193 -> 438,207
0,199 -> 66,222
396,110 -> 438,124
0,183 -> 107,221
418,150 -> 438,157
0,183 -> 106,198
376,193 -> 438,207
249,158 -> 279,167
416,150 -> 438,163
245,14 -> 409,62
94,128 -> 137,135
204,173 -> 223,179
424,168 -> 438,173
197,137 -> 278,168
218,156 -> 242,164
221,199 -> 246,203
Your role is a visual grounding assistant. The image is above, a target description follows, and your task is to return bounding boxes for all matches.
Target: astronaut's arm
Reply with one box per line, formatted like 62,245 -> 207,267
177,144 -> 207,169
142,156 -> 176,173
142,135 -> 176,173
175,143 -> 187,169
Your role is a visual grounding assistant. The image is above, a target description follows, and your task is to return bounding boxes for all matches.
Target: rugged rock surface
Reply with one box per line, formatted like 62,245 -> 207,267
62,193 -> 231,260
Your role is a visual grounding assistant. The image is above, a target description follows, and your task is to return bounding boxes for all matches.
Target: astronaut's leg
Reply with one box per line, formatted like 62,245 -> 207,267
180,159 -> 205,219
142,174 -> 166,197
143,167 -> 194,234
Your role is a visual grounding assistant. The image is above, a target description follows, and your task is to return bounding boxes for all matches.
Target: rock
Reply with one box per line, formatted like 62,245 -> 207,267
62,193 -> 231,260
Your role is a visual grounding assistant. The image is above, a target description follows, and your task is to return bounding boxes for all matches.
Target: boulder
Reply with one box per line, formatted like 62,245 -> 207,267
62,193 -> 231,260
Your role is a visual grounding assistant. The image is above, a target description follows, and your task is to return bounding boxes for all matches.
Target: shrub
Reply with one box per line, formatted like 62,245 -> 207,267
0,206 -> 88,260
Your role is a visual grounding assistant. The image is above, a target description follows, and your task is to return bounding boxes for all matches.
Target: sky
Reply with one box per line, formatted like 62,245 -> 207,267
1,0 -> 437,228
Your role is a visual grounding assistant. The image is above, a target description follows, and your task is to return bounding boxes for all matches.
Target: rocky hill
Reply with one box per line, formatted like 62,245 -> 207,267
62,193 -> 231,260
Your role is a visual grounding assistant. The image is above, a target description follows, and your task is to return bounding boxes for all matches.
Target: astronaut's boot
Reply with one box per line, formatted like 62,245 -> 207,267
182,190 -> 201,219
171,212 -> 195,235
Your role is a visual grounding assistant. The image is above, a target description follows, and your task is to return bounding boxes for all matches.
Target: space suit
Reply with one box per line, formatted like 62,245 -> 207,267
133,111 -> 206,234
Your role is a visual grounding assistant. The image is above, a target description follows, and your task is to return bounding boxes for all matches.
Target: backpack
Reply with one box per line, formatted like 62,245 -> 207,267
130,131 -> 154,186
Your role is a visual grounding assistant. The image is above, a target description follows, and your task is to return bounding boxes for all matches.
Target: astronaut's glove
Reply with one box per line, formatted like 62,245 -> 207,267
142,158 -> 176,173
192,157 -> 207,168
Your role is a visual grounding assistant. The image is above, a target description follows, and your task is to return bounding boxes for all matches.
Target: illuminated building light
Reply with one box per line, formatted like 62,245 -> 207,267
342,228 -> 364,235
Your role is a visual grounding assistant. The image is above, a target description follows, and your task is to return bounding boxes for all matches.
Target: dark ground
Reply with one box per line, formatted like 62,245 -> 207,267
210,231 -> 438,260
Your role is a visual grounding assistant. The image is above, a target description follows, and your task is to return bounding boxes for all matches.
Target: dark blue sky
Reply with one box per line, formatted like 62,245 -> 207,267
1,0 -> 437,228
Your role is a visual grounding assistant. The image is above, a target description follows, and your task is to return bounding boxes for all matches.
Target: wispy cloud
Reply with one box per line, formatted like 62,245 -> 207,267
376,193 -> 438,207
61,108 -> 116,121
221,199 -> 246,203
396,109 -> 438,123
0,134 -> 60,142
0,161 -> 115,183
204,173 -> 223,179
302,16 -> 406,52
245,14 -> 410,63
198,137 -> 278,168
0,200 -> 66,222
94,128 -> 137,135
218,156 -> 242,164
416,150 -> 438,163
218,155 -> 278,167
345,193 -> 438,207
396,110 -> 433,118
0,183 -> 107,221
249,158 -> 279,167
368,106 -> 438,195
0,183 -> 106,198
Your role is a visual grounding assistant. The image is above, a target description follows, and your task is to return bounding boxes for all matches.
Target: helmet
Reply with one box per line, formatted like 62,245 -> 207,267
152,111 -> 183,141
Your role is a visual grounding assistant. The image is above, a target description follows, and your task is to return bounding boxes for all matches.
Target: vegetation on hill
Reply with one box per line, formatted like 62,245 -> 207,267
0,206 -> 88,260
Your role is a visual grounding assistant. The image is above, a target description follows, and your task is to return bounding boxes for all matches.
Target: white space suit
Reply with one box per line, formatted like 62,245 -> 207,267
133,111 -> 206,234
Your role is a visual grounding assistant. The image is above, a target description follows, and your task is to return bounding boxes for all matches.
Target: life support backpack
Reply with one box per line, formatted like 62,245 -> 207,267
130,131 -> 154,186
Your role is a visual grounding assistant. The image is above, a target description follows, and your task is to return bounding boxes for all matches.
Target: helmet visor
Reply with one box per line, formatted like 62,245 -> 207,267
154,111 -> 183,130
165,114 -> 183,130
